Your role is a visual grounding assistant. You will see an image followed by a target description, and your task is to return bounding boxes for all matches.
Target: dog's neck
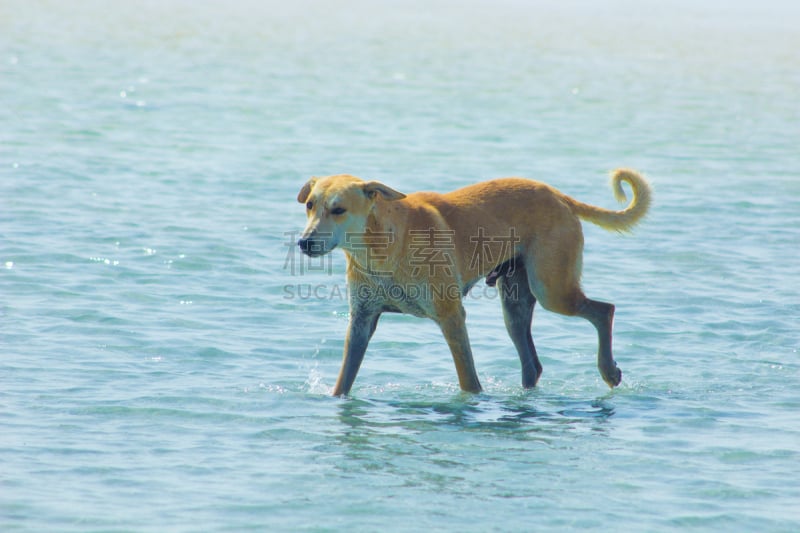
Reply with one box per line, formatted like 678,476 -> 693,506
343,199 -> 406,280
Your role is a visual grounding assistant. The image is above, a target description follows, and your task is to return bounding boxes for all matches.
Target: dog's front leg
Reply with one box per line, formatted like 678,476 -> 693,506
331,307 -> 380,397
436,301 -> 482,393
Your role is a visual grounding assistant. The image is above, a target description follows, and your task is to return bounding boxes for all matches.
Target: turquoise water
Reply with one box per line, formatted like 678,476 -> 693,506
2,0 -> 799,530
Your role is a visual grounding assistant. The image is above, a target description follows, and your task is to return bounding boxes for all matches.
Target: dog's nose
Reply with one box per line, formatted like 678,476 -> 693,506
298,234 -> 330,256
298,236 -> 323,256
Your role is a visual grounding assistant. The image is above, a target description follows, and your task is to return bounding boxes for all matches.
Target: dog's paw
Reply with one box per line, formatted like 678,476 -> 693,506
601,363 -> 622,388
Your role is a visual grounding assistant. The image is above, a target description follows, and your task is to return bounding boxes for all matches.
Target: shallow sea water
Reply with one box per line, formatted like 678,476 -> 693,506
2,0 -> 799,530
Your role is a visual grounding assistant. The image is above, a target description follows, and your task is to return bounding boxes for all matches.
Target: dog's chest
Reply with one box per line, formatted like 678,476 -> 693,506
353,275 -> 436,318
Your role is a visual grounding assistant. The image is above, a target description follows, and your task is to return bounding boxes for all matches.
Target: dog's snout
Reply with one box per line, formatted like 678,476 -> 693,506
297,236 -> 328,257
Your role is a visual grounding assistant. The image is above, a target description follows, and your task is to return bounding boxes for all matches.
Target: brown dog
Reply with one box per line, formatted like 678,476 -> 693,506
297,169 -> 651,396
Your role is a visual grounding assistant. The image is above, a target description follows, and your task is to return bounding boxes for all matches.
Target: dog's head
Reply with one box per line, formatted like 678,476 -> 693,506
296,174 -> 406,256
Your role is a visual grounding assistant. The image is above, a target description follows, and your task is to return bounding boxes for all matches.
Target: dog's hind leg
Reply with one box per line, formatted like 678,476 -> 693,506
524,219 -> 622,388
497,259 -> 543,388
526,259 -> 622,388
576,298 -> 621,387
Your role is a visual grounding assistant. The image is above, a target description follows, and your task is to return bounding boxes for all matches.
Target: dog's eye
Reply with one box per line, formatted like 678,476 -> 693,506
331,207 -> 347,215
306,201 -> 313,210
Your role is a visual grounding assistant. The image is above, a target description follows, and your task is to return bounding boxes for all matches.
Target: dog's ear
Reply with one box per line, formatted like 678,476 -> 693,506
297,177 -> 318,203
362,181 -> 406,201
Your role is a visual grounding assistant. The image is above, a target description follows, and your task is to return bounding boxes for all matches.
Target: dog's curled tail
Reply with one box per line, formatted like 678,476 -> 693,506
568,168 -> 652,233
